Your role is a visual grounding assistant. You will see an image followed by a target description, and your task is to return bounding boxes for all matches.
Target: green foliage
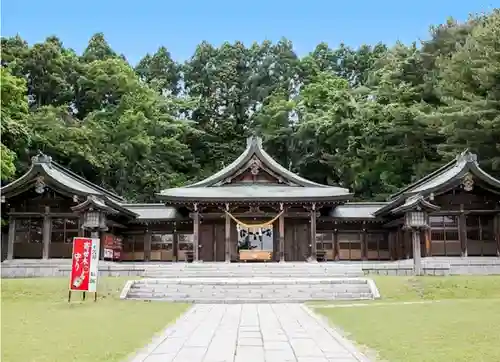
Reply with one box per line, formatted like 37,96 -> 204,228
1,10 -> 499,200
1,67 -> 29,180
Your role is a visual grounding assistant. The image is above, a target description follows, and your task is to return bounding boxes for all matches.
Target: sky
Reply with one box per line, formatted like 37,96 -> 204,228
1,0 -> 499,65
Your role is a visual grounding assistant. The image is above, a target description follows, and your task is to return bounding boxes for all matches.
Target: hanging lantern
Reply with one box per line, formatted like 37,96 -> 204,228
404,210 -> 427,228
83,210 -> 100,229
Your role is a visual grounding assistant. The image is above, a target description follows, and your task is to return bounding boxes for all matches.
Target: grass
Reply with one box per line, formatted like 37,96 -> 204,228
1,277 -> 189,362
312,276 -> 500,362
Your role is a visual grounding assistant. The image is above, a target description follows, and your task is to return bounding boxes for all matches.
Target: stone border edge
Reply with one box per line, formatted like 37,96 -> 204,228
120,280 -> 136,300
366,278 -> 380,299
301,304 -> 373,362
125,305 -> 197,362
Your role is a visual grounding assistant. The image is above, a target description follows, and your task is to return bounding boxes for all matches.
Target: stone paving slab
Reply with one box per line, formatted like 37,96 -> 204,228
128,304 -> 372,362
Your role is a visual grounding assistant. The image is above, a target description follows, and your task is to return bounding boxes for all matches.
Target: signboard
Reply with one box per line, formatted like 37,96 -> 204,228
103,234 -> 123,261
69,237 -> 100,293
104,248 -> 114,259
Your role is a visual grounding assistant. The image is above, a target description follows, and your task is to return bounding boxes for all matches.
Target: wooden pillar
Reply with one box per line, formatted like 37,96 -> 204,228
495,213 -> 500,257
42,206 -> 51,259
309,203 -> 317,261
96,230 -> 105,260
459,205 -> 468,257
78,214 -> 85,237
333,228 -> 339,260
225,203 -> 231,263
405,230 -> 411,259
173,222 -> 178,261
7,216 -> 15,260
388,231 -> 394,260
361,225 -> 367,261
279,203 -> 285,262
425,228 -> 431,257
192,203 -> 200,261
144,226 -> 152,261
395,229 -> 401,259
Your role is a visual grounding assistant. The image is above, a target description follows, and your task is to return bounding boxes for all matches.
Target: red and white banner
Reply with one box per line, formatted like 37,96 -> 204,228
69,237 -> 100,292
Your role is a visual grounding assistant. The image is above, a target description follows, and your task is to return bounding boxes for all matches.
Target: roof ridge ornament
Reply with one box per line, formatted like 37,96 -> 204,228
246,135 -> 263,148
457,149 -> 478,164
31,152 -> 52,165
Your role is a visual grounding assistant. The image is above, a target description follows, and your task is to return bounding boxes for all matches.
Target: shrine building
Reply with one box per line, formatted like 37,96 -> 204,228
1,136 -> 500,262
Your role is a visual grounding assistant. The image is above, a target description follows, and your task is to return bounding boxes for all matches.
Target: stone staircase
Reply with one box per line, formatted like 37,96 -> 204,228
142,262 -> 365,279
122,277 -> 377,303
121,263 -> 380,303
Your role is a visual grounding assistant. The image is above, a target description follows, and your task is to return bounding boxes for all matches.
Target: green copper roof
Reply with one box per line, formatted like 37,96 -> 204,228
123,203 -> 178,221
375,150 -> 500,216
160,185 -> 352,202
1,153 -> 125,202
330,202 -> 388,219
159,136 -> 352,202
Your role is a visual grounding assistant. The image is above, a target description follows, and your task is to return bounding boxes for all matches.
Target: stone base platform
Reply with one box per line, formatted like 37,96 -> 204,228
2,257 -> 500,278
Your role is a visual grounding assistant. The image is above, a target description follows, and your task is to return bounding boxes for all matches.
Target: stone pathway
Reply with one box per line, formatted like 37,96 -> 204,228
129,304 -> 371,362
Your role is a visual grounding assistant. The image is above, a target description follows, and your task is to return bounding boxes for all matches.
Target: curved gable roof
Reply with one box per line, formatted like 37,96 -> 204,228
159,136 -> 351,202
186,136 -> 333,188
1,153 -> 125,202
375,150 -> 500,216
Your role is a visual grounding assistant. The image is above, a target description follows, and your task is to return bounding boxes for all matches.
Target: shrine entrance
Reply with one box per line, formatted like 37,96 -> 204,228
226,212 -> 282,262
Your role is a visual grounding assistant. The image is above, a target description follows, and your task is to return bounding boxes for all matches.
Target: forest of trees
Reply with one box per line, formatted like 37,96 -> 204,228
1,10 -> 499,202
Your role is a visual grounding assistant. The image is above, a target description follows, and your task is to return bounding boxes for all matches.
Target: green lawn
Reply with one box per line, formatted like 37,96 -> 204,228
1,277 -> 189,362
312,276 -> 500,362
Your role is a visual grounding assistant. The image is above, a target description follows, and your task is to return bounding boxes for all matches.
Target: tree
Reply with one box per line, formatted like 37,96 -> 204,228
0,68 -> 30,180
135,47 -> 180,95
1,10 -> 499,200
81,33 -> 117,63
432,10 -> 500,175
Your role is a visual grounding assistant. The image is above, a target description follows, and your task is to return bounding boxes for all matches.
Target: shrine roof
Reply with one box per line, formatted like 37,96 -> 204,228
123,203 -> 178,222
159,184 -> 351,202
375,150 -> 500,217
330,202 -> 388,219
159,136 -> 352,202
1,153 -> 124,202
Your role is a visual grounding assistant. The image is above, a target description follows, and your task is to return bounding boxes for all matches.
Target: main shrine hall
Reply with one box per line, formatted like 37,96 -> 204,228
2,137 -> 500,262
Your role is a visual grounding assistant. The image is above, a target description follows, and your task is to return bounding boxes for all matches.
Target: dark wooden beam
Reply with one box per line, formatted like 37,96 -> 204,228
310,203 -> 317,261
279,203 -> 285,262
225,203 -> 231,262
459,205 -> 468,257
7,215 -> 15,260
192,203 -> 200,261
42,206 -> 50,259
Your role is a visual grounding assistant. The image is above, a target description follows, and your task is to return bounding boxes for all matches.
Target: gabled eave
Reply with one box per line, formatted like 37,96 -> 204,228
391,195 -> 440,215
71,196 -> 118,214
376,150 -> 500,217
157,192 -> 354,203
1,153 -> 126,204
183,136 -> 347,190
71,196 -> 139,219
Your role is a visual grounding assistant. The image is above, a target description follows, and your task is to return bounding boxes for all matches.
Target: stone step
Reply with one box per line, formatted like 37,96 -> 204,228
125,295 -> 375,303
121,277 -> 378,303
142,273 -> 364,279
132,277 -> 369,285
142,264 -> 365,278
